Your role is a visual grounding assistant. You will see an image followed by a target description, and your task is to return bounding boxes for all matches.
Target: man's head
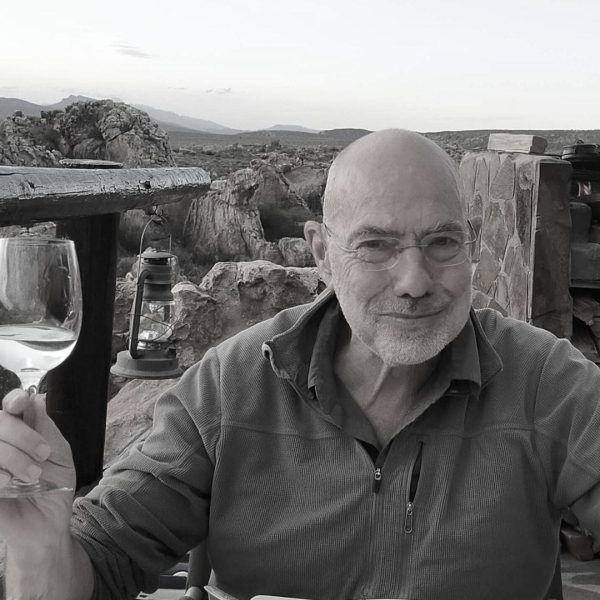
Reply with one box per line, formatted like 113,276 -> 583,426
304,129 -> 473,366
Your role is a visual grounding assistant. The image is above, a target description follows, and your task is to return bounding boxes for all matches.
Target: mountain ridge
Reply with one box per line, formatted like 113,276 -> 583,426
1,96 -> 599,154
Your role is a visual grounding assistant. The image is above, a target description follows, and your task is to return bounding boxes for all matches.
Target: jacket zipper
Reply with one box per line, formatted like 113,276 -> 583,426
404,441 -> 423,534
362,443 -> 390,599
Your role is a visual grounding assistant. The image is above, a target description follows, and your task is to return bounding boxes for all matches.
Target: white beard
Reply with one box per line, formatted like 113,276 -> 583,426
333,280 -> 472,367
362,310 -> 468,365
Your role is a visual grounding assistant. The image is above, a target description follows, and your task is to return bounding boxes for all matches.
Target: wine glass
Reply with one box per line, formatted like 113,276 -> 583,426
0,237 -> 82,497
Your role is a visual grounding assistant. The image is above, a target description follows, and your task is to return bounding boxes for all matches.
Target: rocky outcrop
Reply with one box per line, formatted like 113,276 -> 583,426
0,100 -> 174,168
58,100 -> 174,167
278,237 -> 314,267
104,378 -> 174,464
283,165 -> 328,213
0,112 -> 64,166
251,163 -> 314,241
183,168 -> 280,264
183,165 -> 316,266
105,260 -> 323,463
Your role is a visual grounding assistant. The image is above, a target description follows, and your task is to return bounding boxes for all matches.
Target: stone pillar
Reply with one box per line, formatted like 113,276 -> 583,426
460,151 -> 573,338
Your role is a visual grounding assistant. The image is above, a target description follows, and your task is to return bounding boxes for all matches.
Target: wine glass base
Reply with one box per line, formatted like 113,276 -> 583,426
0,479 -> 73,498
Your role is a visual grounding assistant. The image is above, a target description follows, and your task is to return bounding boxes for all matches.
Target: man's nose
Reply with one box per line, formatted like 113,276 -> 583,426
388,247 -> 435,298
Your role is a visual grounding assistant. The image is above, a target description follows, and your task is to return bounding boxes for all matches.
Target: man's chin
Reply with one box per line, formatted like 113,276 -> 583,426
370,322 -> 463,366
374,340 -> 446,366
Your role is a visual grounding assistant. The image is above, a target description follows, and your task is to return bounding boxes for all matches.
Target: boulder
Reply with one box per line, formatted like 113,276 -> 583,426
252,164 -> 314,241
58,100 -> 175,167
182,165 -> 318,266
183,168 -> 283,264
283,165 -> 328,213
198,261 -> 321,345
278,237 -> 315,267
171,281 -> 222,369
0,113 -> 64,167
104,378 -> 175,464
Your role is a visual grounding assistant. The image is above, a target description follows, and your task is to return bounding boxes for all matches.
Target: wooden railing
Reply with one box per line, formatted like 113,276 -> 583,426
0,164 -> 211,489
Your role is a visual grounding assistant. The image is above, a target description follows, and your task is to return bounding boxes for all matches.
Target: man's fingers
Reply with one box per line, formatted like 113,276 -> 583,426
0,440 -> 44,483
0,406 -> 51,461
1,389 -> 32,416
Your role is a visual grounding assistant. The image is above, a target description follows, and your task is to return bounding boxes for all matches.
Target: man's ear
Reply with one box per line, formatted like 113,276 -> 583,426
304,220 -> 332,283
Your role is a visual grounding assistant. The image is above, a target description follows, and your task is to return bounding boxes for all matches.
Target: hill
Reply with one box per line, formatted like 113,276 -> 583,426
267,124 -> 319,133
134,104 -> 242,134
0,97 -> 45,119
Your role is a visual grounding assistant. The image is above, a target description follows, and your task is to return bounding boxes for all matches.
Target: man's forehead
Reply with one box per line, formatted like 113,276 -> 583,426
324,129 -> 463,220
341,217 -> 467,244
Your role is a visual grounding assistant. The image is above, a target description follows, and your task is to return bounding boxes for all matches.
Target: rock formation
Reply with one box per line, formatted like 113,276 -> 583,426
283,165 -> 328,214
251,163 -> 314,240
0,112 -> 64,167
0,100 -> 174,168
58,100 -> 174,167
183,165 -> 316,267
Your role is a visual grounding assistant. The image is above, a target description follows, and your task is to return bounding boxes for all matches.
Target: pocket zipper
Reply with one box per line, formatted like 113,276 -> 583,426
404,441 -> 423,534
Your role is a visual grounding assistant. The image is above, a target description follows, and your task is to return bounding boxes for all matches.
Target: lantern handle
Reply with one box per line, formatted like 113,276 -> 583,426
136,214 -> 173,282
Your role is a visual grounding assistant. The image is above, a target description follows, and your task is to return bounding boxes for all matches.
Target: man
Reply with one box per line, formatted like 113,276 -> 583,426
1,129 -> 599,599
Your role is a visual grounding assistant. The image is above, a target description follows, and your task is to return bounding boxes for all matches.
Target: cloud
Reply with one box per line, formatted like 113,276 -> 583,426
111,42 -> 153,59
168,86 -> 188,91
206,87 -> 234,95
0,86 -> 16,92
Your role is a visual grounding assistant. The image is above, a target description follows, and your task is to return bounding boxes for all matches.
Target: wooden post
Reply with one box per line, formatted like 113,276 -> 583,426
46,214 -> 120,489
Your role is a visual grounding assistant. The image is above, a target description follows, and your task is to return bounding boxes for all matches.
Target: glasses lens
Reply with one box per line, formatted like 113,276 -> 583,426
354,239 -> 397,265
423,234 -> 464,264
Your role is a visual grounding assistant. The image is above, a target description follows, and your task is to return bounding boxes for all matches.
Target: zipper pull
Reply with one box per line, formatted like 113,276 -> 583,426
404,501 -> 414,533
373,467 -> 382,493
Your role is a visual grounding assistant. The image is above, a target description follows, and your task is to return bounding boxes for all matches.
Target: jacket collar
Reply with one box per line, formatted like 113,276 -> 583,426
263,287 -> 503,398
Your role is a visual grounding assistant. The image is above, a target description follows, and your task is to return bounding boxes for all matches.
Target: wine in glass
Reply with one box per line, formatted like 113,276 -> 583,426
0,237 -> 82,497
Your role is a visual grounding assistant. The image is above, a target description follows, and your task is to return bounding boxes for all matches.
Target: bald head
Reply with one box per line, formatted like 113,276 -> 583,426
323,129 -> 464,225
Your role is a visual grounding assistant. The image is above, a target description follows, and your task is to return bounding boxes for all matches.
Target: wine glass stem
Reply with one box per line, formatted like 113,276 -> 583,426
18,371 -> 44,398
13,377 -> 44,490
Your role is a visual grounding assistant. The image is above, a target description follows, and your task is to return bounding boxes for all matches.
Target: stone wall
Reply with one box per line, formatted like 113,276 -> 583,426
460,151 -> 573,338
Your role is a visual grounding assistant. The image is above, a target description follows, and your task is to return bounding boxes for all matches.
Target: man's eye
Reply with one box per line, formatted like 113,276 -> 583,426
356,239 -> 394,251
427,235 -> 461,247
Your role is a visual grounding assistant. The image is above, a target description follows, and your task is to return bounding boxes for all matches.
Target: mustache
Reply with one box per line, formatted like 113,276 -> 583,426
371,298 -> 451,315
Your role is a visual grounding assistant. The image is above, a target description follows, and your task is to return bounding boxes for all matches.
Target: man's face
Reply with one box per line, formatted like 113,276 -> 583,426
323,151 -> 472,367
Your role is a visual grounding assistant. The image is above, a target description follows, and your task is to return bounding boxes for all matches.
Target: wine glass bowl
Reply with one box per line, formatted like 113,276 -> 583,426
0,237 -> 82,497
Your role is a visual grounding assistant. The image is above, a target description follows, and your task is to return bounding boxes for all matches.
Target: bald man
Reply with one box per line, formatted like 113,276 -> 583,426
2,129 -> 600,600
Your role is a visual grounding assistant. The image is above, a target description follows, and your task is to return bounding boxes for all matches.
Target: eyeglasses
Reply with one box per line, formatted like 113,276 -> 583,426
321,221 -> 477,272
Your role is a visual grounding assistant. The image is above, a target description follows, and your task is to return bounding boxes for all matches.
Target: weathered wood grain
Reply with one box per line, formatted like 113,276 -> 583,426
0,166 -> 210,225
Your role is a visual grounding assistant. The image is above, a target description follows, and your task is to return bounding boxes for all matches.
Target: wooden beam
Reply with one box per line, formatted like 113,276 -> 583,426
0,166 -> 210,225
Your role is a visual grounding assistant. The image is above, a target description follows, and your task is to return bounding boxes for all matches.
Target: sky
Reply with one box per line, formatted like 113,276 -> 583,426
1,0 -> 598,132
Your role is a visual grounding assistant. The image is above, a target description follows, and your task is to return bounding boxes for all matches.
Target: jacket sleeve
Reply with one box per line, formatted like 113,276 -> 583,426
533,337 -> 600,549
71,348 -> 222,599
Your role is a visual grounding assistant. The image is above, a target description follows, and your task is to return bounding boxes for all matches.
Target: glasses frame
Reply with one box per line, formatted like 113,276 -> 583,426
321,220 -> 478,272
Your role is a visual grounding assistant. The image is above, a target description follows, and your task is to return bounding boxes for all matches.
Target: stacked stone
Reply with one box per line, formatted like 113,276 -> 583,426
460,151 -> 572,338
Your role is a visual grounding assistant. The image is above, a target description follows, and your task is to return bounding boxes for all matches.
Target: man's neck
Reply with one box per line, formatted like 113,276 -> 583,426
333,326 -> 440,445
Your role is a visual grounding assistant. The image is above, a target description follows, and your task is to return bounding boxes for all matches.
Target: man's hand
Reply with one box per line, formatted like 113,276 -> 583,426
0,389 -> 94,600
0,389 -> 75,540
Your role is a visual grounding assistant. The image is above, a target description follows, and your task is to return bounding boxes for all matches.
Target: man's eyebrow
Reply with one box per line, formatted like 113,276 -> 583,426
349,220 -> 466,240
